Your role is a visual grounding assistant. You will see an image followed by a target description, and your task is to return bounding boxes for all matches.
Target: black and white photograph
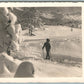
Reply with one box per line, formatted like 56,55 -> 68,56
0,3 -> 82,78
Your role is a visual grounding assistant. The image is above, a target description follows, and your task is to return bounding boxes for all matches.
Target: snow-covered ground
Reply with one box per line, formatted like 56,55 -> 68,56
15,25 -> 82,77
0,25 -> 82,77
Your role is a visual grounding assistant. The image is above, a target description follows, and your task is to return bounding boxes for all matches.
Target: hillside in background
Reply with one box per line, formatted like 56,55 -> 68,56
14,7 -> 81,29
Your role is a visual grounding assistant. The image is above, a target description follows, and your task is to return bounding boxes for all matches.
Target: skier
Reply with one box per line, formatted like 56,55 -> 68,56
42,38 -> 51,59
28,23 -> 34,36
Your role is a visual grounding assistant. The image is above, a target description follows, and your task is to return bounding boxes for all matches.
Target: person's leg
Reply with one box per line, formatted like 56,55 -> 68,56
48,49 -> 51,59
46,50 -> 50,59
46,50 -> 48,59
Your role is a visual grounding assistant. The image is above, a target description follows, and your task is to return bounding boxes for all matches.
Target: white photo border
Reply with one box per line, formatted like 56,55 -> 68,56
0,2 -> 83,83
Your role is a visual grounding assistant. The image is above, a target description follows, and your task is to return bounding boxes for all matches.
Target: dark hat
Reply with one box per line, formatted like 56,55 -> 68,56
46,38 -> 50,42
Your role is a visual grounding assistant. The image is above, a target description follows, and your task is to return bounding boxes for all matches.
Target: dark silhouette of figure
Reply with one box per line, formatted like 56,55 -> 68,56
42,39 -> 51,59
7,41 -> 12,55
28,24 -> 34,36
7,46 -> 11,55
14,61 -> 34,77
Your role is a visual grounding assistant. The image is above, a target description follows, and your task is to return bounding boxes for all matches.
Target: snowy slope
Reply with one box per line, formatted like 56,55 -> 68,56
0,25 -> 82,77
13,25 -> 82,77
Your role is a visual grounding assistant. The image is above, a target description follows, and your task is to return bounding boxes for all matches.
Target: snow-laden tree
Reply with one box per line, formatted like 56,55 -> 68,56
0,7 -> 22,55
21,8 -> 43,33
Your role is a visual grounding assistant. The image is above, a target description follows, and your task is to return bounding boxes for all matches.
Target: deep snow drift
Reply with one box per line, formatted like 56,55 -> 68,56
0,25 -> 82,77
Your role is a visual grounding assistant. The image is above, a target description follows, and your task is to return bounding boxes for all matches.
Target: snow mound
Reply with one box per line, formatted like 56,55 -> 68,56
0,52 -> 19,77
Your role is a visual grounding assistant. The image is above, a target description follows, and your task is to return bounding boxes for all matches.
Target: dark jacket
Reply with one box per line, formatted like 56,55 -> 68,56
42,42 -> 51,51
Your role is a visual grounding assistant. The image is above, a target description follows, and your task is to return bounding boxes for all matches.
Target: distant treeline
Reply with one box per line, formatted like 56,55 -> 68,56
13,7 -> 81,30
